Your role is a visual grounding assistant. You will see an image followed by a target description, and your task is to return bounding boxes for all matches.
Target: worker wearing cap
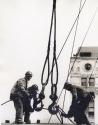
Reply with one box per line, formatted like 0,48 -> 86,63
61,83 -> 95,125
10,71 -> 34,124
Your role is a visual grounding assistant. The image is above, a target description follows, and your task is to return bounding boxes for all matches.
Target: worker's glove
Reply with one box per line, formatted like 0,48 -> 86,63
61,112 -> 68,118
63,82 -> 69,89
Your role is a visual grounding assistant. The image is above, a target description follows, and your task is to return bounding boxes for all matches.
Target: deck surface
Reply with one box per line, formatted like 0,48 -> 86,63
1,123 -> 72,125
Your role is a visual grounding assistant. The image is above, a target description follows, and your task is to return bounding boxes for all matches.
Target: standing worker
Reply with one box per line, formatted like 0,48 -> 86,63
10,71 -> 34,124
61,83 -> 95,125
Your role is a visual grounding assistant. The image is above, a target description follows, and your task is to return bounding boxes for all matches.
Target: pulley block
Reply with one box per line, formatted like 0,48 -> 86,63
49,94 -> 58,102
39,93 -> 45,100
48,103 -> 59,115
33,98 -> 44,112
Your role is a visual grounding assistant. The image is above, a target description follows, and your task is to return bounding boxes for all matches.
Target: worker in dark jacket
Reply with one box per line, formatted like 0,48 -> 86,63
10,71 -> 34,124
24,84 -> 39,124
61,83 -> 95,125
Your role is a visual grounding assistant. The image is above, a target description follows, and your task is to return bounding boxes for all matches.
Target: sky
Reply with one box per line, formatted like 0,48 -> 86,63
0,0 -> 98,124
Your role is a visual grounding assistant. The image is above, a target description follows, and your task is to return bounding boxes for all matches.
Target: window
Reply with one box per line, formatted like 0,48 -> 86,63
88,111 -> 94,117
81,78 -> 87,87
80,52 -> 91,57
88,101 -> 94,117
89,78 -> 95,87
89,101 -> 94,108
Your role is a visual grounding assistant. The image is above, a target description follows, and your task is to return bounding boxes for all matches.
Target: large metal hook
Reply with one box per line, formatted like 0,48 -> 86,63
48,102 -> 59,115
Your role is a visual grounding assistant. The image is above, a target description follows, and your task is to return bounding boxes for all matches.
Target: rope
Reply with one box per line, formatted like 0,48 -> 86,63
41,0 -> 59,116
48,0 -> 85,123
56,0 -> 87,60
59,107 -> 76,125
67,7 -> 98,81
61,1 -> 82,123
57,0 -> 82,123
57,6 -> 98,104
41,0 -> 58,91
40,0 -> 58,105
51,0 -> 58,86
1,100 -> 11,106
41,0 -> 87,88
48,115 -> 52,123
89,58 -> 98,80
56,114 -> 62,123
88,58 -> 98,101
62,0 -> 82,111
67,0 -> 82,81
61,89 -> 66,124
41,5 -> 54,87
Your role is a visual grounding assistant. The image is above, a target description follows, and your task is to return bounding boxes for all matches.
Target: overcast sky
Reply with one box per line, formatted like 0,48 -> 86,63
0,0 -> 98,123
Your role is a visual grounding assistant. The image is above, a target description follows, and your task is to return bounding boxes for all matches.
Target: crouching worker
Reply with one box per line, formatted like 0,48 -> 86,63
10,71 -> 38,124
61,83 -> 95,125
24,84 -> 39,124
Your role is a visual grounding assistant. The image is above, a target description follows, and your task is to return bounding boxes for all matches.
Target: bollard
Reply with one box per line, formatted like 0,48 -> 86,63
37,119 -> 40,124
5,120 -> 10,123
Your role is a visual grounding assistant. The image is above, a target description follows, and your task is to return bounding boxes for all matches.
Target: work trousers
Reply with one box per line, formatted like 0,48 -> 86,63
74,111 -> 91,125
13,97 -> 32,123
13,97 -> 23,123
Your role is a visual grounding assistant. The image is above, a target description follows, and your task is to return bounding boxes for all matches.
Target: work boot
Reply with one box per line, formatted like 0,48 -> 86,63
14,121 -> 24,124
24,112 -> 31,124
24,120 -> 31,124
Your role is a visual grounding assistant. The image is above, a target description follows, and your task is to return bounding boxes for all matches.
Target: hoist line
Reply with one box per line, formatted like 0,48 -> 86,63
61,2 -> 83,123
38,6 -> 54,110
39,0 -> 59,113
51,0 -> 58,86
41,4 -> 54,87
61,89 -> 66,124
56,6 -> 98,105
89,58 -> 98,80
48,115 -> 52,123
59,107 -> 76,125
41,0 -> 87,108
88,58 -> 98,101
48,1 -> 87,123
60,8 -> 98,116
58,110 -> 63,124
41,0 -> 87,89
47,0 -> 87,88
41,0 -> 59,121
41,0 -> 58,90
56,114 -> 62,123
62,0 -> 82,113
57,0 -> 88,104
52,0 -> 82,123
67,0 -> 82,81
66,6 -> 98,82
56,0 -> 87,61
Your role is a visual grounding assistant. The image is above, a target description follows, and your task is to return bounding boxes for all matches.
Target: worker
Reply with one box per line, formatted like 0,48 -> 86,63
10,71 -> 34,124
23,84 -> 39,124
61,83 -> 95,125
